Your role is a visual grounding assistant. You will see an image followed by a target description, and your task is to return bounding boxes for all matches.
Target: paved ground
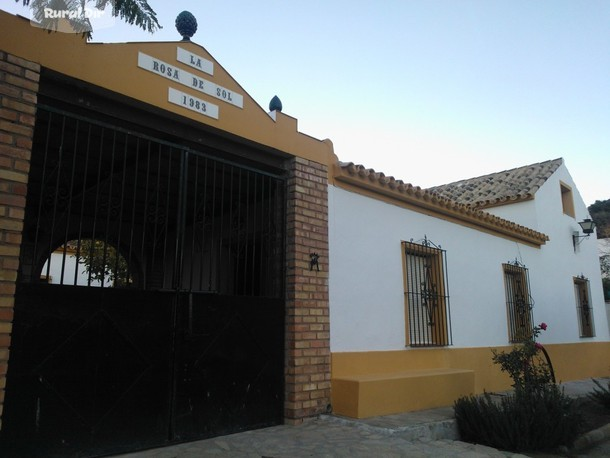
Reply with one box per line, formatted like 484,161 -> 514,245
114,379 -> 610,458
115,419 -> 527,458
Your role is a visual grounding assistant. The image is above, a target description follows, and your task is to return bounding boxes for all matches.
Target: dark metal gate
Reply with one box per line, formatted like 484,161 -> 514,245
1,106 -> 286,457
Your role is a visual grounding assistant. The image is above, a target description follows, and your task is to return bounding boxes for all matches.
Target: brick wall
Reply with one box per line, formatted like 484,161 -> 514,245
0,51 -> 39,429
0,50 -> 331,428
284,157 -> 330,423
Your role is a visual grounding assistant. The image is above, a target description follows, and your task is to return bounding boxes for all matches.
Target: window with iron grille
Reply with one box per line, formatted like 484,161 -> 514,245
402,238 -> 452,347
574,276 -> 594,337
503,261 -> 534,342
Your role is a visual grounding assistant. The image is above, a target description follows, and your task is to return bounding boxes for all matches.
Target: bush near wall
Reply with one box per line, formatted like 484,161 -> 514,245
455,386 -> 581,452
589,379 -> 610,410
454,323 -> 582,453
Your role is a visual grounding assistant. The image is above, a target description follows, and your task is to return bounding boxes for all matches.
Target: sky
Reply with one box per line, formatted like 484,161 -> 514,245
3,0 -> 609,205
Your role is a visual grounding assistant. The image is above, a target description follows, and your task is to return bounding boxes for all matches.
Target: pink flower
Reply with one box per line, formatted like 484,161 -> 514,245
535,342 -> 544,350
540,322 -> 547,331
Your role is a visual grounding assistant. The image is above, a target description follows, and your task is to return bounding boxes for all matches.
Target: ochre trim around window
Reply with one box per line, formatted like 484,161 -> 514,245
402,239 -> 452,347
574,276 -> 594,337
503,262 -> 534,343
560,181 -> 575,218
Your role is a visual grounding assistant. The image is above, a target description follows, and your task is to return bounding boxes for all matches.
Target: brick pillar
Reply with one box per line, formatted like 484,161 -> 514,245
284,157 -> 330,423
0,51 -> 39,429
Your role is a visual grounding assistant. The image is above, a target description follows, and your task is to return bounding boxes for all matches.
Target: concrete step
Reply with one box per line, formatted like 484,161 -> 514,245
320,405 -> 459,441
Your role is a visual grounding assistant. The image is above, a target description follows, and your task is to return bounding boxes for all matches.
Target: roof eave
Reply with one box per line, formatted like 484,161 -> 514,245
333,163 -> 549,248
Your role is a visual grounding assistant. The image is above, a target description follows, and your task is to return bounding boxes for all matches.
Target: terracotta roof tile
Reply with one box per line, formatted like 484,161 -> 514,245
333,161 -> 549,247
427,158 -> 563,209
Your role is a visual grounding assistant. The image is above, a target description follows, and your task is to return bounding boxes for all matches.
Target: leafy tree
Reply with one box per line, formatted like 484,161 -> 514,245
589,198 -> 610,239
602,253 -> 610,278
589,199 -> 610,299
16,0 -> 161,39
600,248 -> 610,300
76,239 -> 131,287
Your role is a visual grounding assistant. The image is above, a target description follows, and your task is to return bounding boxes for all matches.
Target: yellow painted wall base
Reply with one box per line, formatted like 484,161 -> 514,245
332,368 -> 474,418
331,342 -> 610,418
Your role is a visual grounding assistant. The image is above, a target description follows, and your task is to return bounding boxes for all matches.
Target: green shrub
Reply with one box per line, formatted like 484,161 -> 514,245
454,385 -> 582,452
589,378 -> 610,410
491,322 -> 555,394
455,322 -> 583,452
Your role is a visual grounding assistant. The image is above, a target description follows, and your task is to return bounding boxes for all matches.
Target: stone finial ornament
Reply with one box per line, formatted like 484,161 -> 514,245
269,95 -> 282,112
176,11 -> 197,41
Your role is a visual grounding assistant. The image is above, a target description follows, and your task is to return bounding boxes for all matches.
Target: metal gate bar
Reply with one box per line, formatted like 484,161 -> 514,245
21,106 -> 285,296
4,103 -> 287,456
403,239 -> 452,347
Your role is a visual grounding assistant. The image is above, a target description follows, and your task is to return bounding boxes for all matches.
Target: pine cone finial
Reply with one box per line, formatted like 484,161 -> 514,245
176,11 -> 197,41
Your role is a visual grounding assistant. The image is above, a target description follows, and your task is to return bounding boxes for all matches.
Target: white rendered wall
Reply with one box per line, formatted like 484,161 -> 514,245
486,162 -> 608,345
329,175 -> 609,353
485,199 -> 538,230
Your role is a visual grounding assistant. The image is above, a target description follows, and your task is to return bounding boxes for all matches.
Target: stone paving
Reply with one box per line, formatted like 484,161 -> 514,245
114,379 -> 610,458
116,418 -> 526,458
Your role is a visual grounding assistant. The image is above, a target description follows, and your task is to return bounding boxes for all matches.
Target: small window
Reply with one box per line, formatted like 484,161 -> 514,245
560,182 -> 575,218
402,237 -> 452,347
574,276 -> 594,337
503,261 -> 534,342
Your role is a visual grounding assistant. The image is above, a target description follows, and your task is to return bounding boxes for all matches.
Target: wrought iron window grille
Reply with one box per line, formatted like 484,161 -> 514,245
503,260 -> 535,342
574,274 -> 594,337
403,236 -> 452,347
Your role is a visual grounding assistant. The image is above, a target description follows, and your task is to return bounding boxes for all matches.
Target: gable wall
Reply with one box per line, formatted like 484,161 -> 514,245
0,11 -> 334,166
532,164 -> 607,342
486,163 -> 607,343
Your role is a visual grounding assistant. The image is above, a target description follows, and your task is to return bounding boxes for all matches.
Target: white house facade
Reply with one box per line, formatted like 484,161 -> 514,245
329,159 -> 609,418
1,9 -> 608,455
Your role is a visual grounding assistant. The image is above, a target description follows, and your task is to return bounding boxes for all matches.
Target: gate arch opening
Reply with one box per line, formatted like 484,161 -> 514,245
41,238 -> 135,288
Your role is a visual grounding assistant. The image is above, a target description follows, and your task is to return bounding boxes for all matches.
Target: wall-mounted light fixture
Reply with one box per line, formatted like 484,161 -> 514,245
310,253 -> 320,271
572,218 -> 596,250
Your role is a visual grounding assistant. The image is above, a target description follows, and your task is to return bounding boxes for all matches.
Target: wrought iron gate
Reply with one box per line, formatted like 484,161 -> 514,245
1,106 -> 286,457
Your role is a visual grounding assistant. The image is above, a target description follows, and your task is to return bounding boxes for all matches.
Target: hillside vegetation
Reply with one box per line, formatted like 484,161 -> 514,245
589,199 -> 610,239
